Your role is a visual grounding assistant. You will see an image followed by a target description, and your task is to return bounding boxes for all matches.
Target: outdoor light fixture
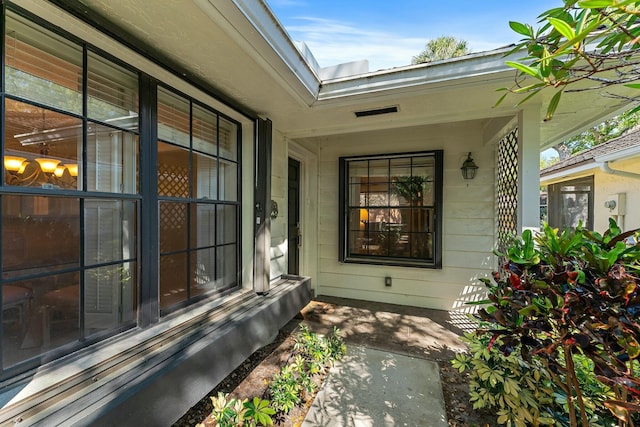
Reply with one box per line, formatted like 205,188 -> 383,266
460,152 -> 478,180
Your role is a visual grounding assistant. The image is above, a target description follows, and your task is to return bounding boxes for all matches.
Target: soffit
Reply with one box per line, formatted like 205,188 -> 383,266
39,0 -> 639,147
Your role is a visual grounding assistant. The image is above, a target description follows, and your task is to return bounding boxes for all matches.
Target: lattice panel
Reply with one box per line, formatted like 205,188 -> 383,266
496,128 -> 518,257
158,163 -> 189,198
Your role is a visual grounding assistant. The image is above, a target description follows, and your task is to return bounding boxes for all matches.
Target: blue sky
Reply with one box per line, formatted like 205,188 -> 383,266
266,0 -> 561,71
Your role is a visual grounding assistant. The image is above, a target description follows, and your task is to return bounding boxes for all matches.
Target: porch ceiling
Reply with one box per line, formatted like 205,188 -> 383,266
47,0 -> 637,148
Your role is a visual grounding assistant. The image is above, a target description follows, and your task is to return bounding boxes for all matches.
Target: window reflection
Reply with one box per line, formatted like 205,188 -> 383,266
3,195 -> 80,275
4,99 -> 81,190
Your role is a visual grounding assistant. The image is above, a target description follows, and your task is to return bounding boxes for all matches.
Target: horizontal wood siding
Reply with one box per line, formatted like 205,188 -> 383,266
315,122 -> 496,311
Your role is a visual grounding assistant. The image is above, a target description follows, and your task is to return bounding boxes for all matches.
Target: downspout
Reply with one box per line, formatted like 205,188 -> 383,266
599,161 -> 640,179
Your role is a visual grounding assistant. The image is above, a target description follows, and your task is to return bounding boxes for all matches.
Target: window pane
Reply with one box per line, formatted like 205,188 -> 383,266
369,159 -> 388,178
158,87 -> 190,147
87,123 -> 138,193
192,105 -> 216,156
561,193 -> 590,229
389,157 -> 412,177
217,205 -> 237,245
192,203 -> 216,249
348,160 -> 368,185
160,202 -> 188,253
4,99 -> 81,190
85,200 -> 137,265
158,141 -> 190,197
160,253 -> 187,309
219,117 -> 237,161
84,262 -> 136,334
5,12 -> 83,114
3,195 -> 79,275
216,244 -> 237,291
367,178 -> 389,206
191,247 -> 216,297
87,52 -> 139,130
219,160 -> 237,201
194,152 -> 217,200
3,272 -> 80,367
341,151 -> 441,267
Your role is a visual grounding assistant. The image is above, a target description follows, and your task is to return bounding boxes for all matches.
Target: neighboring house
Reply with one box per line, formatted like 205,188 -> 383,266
540,130 -> 640,233
0,1 -> 636,425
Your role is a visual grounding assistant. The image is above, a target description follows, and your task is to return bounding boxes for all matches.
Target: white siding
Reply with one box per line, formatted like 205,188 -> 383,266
313,122 -> 496,311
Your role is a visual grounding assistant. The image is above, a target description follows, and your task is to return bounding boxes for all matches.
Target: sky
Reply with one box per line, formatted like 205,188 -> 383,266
266,0 -> 561,71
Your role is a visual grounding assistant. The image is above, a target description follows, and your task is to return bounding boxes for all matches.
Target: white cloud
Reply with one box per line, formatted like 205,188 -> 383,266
285,17 -> 427,71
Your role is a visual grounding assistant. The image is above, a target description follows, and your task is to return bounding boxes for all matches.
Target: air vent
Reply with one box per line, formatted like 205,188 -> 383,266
354,105 -> 399,118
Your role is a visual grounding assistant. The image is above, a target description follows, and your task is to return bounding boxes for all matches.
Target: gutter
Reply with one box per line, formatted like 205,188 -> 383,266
599,161 -> 640,179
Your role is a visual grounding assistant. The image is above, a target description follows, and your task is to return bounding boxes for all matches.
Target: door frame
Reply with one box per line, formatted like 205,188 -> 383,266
287,142 -> 318,293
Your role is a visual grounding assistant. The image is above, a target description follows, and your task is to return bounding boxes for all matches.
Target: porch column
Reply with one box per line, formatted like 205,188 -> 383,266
517,106 -> 541,233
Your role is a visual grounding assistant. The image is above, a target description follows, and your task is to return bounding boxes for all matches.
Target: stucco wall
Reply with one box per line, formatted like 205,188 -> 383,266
313,121 -> 496,311
594,158 -> 640,233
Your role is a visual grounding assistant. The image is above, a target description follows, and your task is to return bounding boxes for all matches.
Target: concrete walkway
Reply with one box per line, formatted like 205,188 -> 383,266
302,346 -> 447,426
299,296 -> 470,426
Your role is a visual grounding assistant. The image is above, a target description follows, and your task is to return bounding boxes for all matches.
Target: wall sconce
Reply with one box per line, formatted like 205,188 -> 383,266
461,152 -> 478,180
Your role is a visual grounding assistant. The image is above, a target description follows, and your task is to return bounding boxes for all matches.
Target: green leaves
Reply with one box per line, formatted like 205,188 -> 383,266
466,220 -> 640,424
509,21 -> 533,37
244,397 -> 275,426
578,0 -> 614,8
500,0 -> 640,120
505,61 -> 540,78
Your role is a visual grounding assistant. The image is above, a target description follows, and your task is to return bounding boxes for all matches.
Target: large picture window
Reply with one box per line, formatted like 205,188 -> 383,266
1,11 -> 139,370
339,151 -> 443,268
0,8 -> 242,377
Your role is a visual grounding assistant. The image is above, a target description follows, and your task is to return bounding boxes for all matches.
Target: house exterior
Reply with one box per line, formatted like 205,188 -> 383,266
0,0 -> 636,425
541,130 -> 640,233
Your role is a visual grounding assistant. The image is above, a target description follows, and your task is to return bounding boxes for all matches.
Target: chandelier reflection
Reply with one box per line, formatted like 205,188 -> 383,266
4,156 -> 78,189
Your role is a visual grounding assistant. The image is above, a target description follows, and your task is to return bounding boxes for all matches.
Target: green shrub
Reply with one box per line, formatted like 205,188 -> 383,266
468,220 -> 640,426
269,325 -> 346,414
198,392 -> 274,427
453,331 -> 557,427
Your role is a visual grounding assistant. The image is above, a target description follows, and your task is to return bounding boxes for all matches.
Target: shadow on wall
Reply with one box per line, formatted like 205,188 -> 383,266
448,254 -> 495,332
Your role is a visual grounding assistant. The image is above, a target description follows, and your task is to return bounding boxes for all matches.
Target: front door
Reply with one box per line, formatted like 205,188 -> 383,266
288,158 -> 300,275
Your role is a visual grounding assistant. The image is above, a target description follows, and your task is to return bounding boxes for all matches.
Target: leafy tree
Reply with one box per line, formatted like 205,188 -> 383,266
554,108 -> 640,159
496,0 -> 640,121
411,36 -> 470,64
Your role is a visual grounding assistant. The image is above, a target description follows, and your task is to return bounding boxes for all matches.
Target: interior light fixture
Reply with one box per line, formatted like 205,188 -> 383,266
35,158 -> 61,174
66,163 -> 78,177
54,165 -> 66,178
4,156 -> 26,172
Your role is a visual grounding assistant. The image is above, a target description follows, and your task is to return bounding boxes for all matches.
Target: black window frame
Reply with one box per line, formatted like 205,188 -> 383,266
0,4 -> 244,377
339,150 -> 443,269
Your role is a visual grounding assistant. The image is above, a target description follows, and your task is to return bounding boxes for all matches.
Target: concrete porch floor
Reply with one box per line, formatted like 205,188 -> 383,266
298,296 -> 471,426
301,296 -> 469,359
